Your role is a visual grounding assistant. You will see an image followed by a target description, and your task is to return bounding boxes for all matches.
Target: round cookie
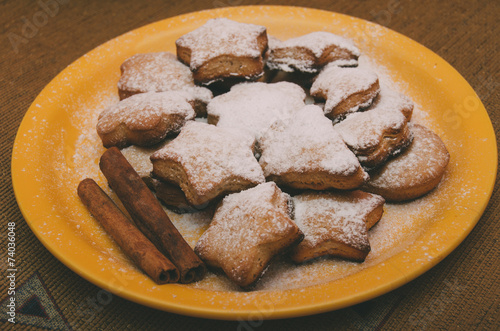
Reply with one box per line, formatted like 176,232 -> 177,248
363,124 -> 450,201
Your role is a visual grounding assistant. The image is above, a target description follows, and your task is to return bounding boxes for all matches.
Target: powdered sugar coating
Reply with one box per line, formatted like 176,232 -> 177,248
32,7 -> 466,298
195,182 -> 298,285
310,65 -> 379,114
259,105 -> 365,177
151,121 -> 265,196
197,182 -> 294,253
369,85 -> 414,120
282,31 -> 359,58
207,82 -> 306,140
267,32 -> 360,72
293,191 -> 383,249
367,124 -> 449,189
176,18 -> 267,70
335,103 -> 408,151
97,91 -> 195,133
117,52 -> 212,104
267,35 -> 282,50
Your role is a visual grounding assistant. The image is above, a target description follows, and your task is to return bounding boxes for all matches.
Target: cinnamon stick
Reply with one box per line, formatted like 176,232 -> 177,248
99,147 -> 206,283
77,178 -> 179,284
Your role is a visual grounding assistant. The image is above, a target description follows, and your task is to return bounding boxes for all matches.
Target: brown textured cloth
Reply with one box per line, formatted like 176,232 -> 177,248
1,0 -> 498,330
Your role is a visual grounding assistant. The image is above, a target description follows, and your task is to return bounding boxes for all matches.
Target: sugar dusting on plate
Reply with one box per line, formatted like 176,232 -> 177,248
65,35 -> 468,295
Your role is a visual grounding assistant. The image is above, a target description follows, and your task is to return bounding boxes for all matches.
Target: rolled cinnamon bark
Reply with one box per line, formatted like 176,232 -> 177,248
99,147 -> 206,283
77,178 -> 179,284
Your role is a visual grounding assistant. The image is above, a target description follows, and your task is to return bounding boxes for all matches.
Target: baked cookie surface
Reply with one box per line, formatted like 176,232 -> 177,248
121,144 -> 202,213
291,190 -> 385,263
364,124 -> 450,201
96,91 -> 195,148
335,96 -> 413,169
176,18 -> 268,85
117,52 -> 213,116
310,65 -> 380,121
266,31 -> 360,73
207,82 -> 306,141
368,85 -> 414,121
259,105 -> 368,190
150,121 -> 265,206
195,182 -> 303,288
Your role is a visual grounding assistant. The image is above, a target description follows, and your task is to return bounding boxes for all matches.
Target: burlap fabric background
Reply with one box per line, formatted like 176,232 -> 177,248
1,0 -> 498,330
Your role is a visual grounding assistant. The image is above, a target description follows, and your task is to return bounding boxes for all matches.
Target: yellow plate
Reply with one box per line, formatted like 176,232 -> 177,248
11,6 -> 497,320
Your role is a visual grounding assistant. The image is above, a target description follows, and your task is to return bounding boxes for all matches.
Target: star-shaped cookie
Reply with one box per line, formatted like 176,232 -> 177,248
207,82 -> 306,141
310,65 -> 380,121
195,182 -> 303,288
335,94 -> 413,169
259,105 -> 368,190
291,190 -> 385,263
117,52 -> 213,116
176,18 -> 268,85
150,121 -> 265,206
266,31 -> 360,73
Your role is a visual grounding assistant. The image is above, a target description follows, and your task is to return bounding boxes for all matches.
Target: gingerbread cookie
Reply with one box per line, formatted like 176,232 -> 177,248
117,52 -> 213,116
150,121 -> 265,206
335,99 -> 413,169
176,18 -> 268,86
207,82 -> 306,141
259,105 -> 368,190
363,124 -> 450,201
195,182 -> 303,288
266,32 -> 359,73
97,91 -> 195,148
291,190 -> 385,263
310,65 -> 380,121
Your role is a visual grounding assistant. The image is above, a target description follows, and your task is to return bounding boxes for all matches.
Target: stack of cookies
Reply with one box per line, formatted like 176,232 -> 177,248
95,18 -> 449,288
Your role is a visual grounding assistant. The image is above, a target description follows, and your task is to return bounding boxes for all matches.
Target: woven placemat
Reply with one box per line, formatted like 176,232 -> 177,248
1,0 -> 498,330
